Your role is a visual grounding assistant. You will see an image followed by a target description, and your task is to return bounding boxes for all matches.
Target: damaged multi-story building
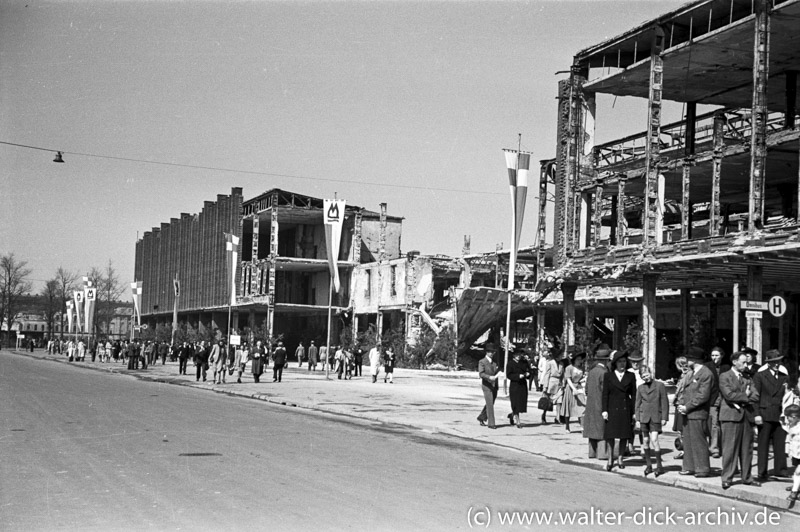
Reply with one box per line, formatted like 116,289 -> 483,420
531,0 -> 800,375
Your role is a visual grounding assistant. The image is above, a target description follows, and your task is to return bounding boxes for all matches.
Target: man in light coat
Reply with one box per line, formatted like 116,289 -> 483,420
719,351 -> 760,489
678,347 -> 713,478
477,344 -> 501,429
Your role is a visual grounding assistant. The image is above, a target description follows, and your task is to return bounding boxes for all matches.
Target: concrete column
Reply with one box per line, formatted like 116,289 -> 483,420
642,274 -> 659,371
562,283 -> 578,350
746,265 -> 764,363
711,113 -> 726,236
681,158 -> 693,240
749,0 -> 770,231
680,288 -> 691,351
617,179 -> 628,244
643,26 -> 665,246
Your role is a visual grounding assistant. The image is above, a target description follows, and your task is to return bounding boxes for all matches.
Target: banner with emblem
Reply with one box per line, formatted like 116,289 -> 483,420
224,233 -> 239,306
323,199 -> 346,292
503,148 -> 531,291
73,290 -> 84,334
131,281 -> 142,327
66,300 -> 74,334
84,284 -> 97,334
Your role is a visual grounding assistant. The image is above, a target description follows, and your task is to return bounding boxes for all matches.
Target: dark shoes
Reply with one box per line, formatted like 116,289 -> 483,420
694,472 -> 711,478
507,413 -> 515,426
478,419 -> 486,427
488,425 -> 497,429
644,466 -> 653,477
722,481 -> 732,490
679,470 -> 695,476
743,479 -> 761,487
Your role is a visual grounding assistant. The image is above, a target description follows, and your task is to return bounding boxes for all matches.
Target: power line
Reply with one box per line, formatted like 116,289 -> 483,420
1,140 -> 516,197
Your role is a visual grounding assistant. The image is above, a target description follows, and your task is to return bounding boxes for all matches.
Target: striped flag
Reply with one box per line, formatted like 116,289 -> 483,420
131,281 -> 142,327
503,149 -> 531,291
66,300 -> 74,334
324,199 -> 346,292
173,274 -> 180,342
73,290 -> 84,333
224,232 -> 239,306
84,286 -> 97,334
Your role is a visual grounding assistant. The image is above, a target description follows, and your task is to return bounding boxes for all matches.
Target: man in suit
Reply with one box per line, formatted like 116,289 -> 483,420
477,344 -> 501,429
752,349 -> 790,480
719,351 -> 760,489
707,346 -> 730,458
583,348 -> 611,459
272,340 -> 287,382
678,346 -> 713,477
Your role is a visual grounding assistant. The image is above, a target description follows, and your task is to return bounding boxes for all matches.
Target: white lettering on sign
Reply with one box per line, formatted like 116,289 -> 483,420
740,300 -> 768,311
769,295 -> 787,318
745,310 -> 763,319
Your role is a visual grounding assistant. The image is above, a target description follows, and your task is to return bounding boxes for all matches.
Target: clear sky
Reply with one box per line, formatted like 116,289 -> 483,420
1,0 -> 688,293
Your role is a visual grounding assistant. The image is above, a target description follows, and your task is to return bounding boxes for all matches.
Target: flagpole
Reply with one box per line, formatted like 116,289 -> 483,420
173,273 -> 179,346
503,134 -> 521,395
325,278 -> 333,380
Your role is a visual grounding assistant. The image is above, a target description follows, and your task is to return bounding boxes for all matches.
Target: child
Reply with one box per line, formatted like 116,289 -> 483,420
782,404 -> 800,503
634,366 -> 670,477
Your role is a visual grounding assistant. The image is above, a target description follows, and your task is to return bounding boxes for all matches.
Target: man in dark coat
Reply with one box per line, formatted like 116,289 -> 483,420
506,349 -> 530,427
752,349 -> 790,480
272,341 -> 287,382
719,351 -> 760,489
678,347 -> 713,477
178,341 -> 191,375
583,348 -> 612,459
477,344 -> 501,429
194,341 -> 208,382
707,346 -> 729,459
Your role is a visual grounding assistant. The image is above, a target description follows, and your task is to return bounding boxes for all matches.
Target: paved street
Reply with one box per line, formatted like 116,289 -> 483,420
2,351 -> 799,531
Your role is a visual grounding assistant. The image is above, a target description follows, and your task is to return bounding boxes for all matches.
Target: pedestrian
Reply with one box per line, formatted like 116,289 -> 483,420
159,341 -> 169,365
210,341 -> 226,384
308,341 -> 318,371
719,351 -> 760,489
234,341 -> 248,383
105,339 -> 113,363
178,341 -> 191,375
536,348 -> 548,392
540,350 -> 562,424
560,352 -> 587,433
782,404 -> 800,503
112,340 -> 120,363
383,346 -> 395,383
672,355 -> 691,459
506,348 -> 530,428
583,348 -> 612,460
335,345 -> 345,379
602,350 -> 636,471
319,345 -> 328,372
194,341 -> 208,381
77,338 -> 86,361
272,341 -> 286,382
368,343 -> 381,383
354,345 -> 364,377
295,341 -> 305,368
251,340 -> 266,383
708,346 -> 730,459
477,344 -> 501,429
634,365 -> 669,477
626,350 -> 646,454
67,339 -> 76,362
752,349 -> 790,480
344,348 -> 354,379
143,341 -> 154,367
678,347 -> 713,478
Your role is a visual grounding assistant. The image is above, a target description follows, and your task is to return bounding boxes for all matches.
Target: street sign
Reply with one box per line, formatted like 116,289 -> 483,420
133,326 -> 141,331
229,334 -> 241,346
17,334 -> 25,339
768,295 -> 787,317
745,310 -> 763,319
740,300 -> 768,311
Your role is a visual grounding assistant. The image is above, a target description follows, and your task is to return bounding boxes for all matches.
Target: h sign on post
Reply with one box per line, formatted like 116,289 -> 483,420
769,295 -> 787,317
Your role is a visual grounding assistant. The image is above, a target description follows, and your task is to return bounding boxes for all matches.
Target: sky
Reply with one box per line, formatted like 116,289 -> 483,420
1,0 -> 690,294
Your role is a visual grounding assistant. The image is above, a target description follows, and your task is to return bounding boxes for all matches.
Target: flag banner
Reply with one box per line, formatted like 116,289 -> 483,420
173,274 -> 180,339
66,300 -> 74,334
173,277 -> 180,297
503,149 -> 531,291
84,286 -> 97,334
73,290 -> 84,333
131,281 -> 142,327
224,233 -> 240,306
323,199 -> 346,292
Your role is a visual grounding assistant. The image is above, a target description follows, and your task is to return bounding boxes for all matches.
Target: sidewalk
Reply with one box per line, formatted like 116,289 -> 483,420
11,348 -> 798,513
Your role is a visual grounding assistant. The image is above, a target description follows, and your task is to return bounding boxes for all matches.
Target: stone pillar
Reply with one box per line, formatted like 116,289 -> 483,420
642,274 -> 659,371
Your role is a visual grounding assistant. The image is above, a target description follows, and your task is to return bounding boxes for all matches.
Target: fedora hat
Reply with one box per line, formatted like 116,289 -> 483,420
594,348 -> 612,360
686,346 -> 706,362
627,349 -> 644,362
763,349 -> 783,363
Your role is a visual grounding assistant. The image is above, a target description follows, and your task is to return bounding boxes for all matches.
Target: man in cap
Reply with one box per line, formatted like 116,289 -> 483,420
719,351 -> 760,489
583,347 -> 612,459
477,343 -> 501,429
752,349 -> 790,480
678,346 -> 713,477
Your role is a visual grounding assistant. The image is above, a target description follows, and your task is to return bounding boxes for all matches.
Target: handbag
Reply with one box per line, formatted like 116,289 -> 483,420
538,395 -> 553,412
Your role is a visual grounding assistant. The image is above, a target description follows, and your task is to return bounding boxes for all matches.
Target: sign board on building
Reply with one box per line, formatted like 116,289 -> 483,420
768,295 -> 787,317
745,310 -> 763,319
17,334 -> 25,339
740,300 -> 768,311
229,334 -> 241,346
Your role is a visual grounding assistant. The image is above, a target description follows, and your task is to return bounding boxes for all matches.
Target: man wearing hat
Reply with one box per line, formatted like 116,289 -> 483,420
477,343 -> 501,429
627,350 -> 645,454
678,346 -> 713,477
583,347 -> 612,460
752,349 -> 790,480
719,351 -> 760,489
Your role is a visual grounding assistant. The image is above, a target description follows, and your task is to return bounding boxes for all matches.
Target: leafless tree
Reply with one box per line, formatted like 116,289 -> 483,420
0,253 -> 33,347
55,267 -> 79,338
88,261 -> 125,336
40,279 -> 60,339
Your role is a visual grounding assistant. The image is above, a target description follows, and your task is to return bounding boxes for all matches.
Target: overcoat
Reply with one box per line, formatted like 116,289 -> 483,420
251,345 -> 266,376
602,370 -> 636,440
507,357 -> 529,414
582,361 -> 608,440
752,368 -> 789,422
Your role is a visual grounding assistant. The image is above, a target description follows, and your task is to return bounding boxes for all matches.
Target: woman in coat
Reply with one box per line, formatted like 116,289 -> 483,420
602,350 -> 636,471
560,352 -> 587,432
506,349 -> 530,428
251,340 -> 266,383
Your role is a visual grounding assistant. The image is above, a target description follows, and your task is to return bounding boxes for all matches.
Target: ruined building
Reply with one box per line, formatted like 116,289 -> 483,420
535,0 -> 800,374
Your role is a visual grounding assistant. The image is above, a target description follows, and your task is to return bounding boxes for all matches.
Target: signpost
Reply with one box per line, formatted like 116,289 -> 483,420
740,300 -> 768,311
768,295 -> 787,317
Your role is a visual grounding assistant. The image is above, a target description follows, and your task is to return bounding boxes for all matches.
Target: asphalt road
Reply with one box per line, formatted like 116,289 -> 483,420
1,353 -> 797,532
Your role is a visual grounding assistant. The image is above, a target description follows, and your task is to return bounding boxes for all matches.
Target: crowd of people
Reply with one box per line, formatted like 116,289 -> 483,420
477,342 -> 800,502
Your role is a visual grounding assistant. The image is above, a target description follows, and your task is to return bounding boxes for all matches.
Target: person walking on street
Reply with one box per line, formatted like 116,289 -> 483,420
477,344 -> 501,429
634,365 -> 669,477
506,348 -> 530,428
251,340 -> 266,383
335,345 -> 345,379
354,345 -> 364,377
584,348 -> 612,460
384,347 -> 395,383
295,342 -> 305,368
541,350 -> 562,424
602,350 -> 636,472
234,341 -> 248,383
782,404 -> 800,503
211,341 -> 227,384
719,351 -> 760,489
272,341 -> 287,382
560,352 -> 587,433
752,349 -> 790,481
708,346 -> 730,459
308,341 -> 318,371
159,341 -> 169,365
194,341 -> 208,381
678,347 -> 713,478
178,342 -> 191,375
369,343 -> 381,383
